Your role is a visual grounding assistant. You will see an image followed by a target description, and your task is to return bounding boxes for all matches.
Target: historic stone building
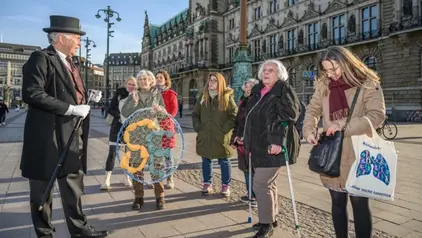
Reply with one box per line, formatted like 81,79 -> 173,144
141,0 -> 422,120
0,42 -> 41,107
105,52 -> 142,97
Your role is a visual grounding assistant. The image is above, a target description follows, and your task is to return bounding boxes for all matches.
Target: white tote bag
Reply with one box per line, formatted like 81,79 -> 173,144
345,117 -> 398,201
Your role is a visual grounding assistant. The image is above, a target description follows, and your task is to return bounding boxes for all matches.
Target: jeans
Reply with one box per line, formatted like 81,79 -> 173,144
244,171 -> 256,198
202,157 -> 232,186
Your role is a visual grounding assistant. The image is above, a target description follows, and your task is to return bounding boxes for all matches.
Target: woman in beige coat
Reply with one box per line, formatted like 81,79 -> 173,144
303,46 -> 386,238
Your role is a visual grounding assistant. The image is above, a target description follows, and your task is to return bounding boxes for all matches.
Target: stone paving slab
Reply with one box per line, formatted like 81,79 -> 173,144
0,141 -> 294,238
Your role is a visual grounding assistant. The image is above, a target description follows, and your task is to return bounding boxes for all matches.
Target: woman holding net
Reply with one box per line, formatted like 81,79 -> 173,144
120,70 -> 167,210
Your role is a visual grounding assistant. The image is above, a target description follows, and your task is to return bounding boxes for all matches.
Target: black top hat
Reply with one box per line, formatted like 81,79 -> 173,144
43,15 -> 86,36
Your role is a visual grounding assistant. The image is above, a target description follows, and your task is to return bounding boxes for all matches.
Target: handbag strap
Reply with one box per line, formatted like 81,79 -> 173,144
342,87 -> 361,131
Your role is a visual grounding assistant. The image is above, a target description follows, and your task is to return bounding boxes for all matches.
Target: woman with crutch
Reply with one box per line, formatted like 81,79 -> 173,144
242,59 -> 301,238
230,78 -> 258,207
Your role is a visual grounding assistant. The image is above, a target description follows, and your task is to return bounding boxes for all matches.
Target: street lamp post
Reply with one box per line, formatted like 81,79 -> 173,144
231,0 -> 252,102
96,6 -> 121,108
82,37 -> 97,88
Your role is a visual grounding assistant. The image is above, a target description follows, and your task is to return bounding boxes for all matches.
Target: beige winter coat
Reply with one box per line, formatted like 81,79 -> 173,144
303,80 -> 386,191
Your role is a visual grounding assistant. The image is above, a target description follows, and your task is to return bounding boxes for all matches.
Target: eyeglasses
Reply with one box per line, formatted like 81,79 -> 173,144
321,65 -> 340,76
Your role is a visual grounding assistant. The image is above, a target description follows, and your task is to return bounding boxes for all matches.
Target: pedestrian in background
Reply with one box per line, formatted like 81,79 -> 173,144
0,98 -> 9,126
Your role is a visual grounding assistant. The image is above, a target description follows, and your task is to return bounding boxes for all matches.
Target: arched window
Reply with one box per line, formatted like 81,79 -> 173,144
288,68 -> 296,87
363,56 -> 377,71
308,64 -> 318,87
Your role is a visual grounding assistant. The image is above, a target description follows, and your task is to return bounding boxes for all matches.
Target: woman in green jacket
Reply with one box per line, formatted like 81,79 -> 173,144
120,69 -> 166,210
192,72 -> 237,197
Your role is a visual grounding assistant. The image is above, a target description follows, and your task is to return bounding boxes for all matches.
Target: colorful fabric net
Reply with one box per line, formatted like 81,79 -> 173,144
116,107 -> 184,184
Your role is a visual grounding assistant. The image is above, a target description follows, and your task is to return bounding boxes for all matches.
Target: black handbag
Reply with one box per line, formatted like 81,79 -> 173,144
308,88 -> 361,177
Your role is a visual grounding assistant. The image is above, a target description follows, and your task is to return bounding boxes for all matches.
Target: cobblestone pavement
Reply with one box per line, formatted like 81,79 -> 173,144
1,110 -> 421,237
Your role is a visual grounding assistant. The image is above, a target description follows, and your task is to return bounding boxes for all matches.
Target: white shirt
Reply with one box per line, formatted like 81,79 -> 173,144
53,48 -> 75,115
55,49 -> 71,70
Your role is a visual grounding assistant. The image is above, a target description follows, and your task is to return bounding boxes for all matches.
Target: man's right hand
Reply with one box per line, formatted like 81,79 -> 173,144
68,105 -> 90,119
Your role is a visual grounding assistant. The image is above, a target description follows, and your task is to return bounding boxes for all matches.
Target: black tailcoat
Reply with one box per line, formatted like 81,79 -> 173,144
20,45 -> 90,180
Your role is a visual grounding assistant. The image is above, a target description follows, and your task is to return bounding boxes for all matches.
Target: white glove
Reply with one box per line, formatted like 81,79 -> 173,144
67,105 -> 90,119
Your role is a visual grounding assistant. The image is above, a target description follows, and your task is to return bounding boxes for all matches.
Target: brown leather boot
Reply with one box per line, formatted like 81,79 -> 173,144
156,197 -> 165,210
132,198 -> 144,210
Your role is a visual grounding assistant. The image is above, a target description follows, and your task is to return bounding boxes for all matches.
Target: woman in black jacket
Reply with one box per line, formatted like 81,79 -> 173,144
243,59 -> 300,238
100,77 -> 137,190
230,78 -> 258,207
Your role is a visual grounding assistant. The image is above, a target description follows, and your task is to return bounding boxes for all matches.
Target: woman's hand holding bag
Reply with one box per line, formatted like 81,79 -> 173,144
307,88 -> 361,177
345,116 -> 398,201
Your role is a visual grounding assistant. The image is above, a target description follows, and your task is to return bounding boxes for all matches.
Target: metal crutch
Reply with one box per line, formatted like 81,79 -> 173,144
281,122 -> 301,238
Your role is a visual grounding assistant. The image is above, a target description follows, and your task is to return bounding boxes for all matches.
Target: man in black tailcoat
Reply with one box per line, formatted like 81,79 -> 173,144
20,15 -> 108,238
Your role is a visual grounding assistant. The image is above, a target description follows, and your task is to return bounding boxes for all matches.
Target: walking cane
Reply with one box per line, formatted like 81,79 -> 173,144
38,90 -> 102,211
281,122 -> 301,238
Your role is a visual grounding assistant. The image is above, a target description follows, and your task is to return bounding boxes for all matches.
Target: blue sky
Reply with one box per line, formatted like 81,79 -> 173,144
0,0 -> 188,64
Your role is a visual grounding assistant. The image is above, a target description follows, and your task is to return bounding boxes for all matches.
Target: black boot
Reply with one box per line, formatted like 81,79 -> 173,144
252,221 -> 278,230
132,198 -> 144,210
70,226 -> 108,238
253,223 -> 274,238
156,197 -> 165,210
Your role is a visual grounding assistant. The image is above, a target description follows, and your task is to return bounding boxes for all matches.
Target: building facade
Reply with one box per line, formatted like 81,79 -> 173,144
141,0 -> 422,121
105,52 -> 142,98
0,43 -> 41,106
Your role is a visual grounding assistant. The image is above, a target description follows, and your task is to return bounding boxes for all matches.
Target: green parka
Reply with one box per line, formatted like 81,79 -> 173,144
192,88 -> 238,159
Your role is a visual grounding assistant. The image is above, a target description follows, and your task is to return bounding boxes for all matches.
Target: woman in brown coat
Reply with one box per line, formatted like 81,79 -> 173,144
303,46 -> 386,238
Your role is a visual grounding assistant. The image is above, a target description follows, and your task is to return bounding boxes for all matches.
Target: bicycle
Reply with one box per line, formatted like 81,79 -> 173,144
376,117 -> 398,140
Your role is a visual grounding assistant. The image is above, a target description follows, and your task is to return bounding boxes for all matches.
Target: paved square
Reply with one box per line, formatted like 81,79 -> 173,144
0,110 -> 421,237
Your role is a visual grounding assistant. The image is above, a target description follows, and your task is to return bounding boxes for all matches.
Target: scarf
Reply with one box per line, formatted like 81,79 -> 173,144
328,78 -> 353,121
156,85 -> 168,92
209,89 -> 218,99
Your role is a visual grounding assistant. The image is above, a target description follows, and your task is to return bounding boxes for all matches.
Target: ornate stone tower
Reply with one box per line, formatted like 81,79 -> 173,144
141,11 -> 153,70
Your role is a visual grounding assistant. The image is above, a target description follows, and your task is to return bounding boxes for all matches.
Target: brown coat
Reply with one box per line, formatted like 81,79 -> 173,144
303,80 -> 386,191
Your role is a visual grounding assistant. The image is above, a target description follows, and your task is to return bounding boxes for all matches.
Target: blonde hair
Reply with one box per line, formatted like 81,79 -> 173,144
136,70 -> 156,88
317,46 -> 380,95
257,59 -> 289,82
124,77 -> 138,88
203,72 -> 229,111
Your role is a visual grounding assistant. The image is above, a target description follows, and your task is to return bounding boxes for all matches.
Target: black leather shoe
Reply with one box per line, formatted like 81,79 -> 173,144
71,226 -> 108,238
253,224 -> 274,238
252,221 -> 278,230
132,198 -> 144,210
156,197 -> 165,210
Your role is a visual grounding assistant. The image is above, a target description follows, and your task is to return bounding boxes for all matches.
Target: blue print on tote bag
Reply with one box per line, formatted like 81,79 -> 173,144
356,150 -> 390,186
